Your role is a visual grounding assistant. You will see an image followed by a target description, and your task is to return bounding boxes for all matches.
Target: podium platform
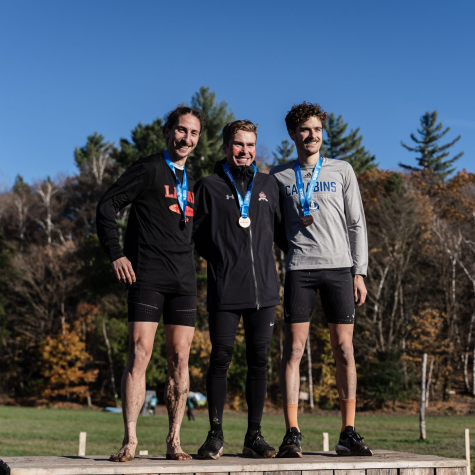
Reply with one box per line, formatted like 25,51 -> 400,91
0,451 -> 468,475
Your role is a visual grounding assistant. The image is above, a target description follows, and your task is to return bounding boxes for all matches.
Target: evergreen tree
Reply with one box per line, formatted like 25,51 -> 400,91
399,111 -> 464,181
11,175 -> 32,250
188,86 -> 235,180
321,113 -> 377,175
12,174 -> 31,195
113,87 -> 233,179
114,119 -> 167,170
360,350 -> 415,408
74,133 -> 114,176
69,134 -> 116,235
273,140 -> 295,165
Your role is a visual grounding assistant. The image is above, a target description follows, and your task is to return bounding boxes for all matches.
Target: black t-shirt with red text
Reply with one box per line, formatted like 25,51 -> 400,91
96,153 -> 196,295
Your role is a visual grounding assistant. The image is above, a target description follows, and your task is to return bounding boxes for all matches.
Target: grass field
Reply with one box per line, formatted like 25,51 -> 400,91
0,405 -> 474,468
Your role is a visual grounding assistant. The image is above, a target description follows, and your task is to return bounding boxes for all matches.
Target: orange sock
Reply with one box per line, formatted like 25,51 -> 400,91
340,398 -> 356,431
284,403 -> 299,431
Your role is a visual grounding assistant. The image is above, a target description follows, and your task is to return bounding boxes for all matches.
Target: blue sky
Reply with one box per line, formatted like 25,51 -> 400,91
1,0 -> 474,186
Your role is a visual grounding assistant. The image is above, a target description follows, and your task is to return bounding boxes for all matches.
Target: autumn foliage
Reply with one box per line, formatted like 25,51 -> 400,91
40,316 -> 98,399
0,94 -> 474,409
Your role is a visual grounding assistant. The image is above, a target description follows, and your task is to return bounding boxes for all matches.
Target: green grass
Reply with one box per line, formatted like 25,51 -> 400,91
0,405 -> 474,466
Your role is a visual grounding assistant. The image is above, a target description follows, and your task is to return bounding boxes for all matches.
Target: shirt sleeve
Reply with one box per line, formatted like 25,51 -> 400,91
192,179 -> 211,260
96,161 -> 149,263
343,164 -> 368,276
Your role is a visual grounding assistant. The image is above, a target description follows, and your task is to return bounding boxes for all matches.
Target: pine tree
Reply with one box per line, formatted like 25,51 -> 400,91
273,140 -> 295,165
113,87 -> 234,180
74,133 -> 115,187
188,86 -> 235,180
114,119 -> 167,170
12,174 -> 31,195
399,111 -> 464,181
74,133 -> 113,174
11,175 -> 32,250
70,134 -> 116,235
321,113 -> 377,175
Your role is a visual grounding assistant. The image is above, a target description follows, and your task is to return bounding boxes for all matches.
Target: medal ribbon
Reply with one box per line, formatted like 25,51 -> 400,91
222,162 -> 257,219
294,155 -> 323,216
163,150 -> 188,218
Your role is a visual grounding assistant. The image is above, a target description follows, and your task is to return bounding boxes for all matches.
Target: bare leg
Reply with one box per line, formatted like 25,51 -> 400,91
280,322 -> 310,404
165,324 -> 195,460
110,322 -> 158,462
328,323 -> 356,430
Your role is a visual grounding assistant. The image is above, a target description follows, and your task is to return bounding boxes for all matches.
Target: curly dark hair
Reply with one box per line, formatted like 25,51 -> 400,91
162,106 -> 205,135
222,120 -> 258,146
285,102 -> 328,132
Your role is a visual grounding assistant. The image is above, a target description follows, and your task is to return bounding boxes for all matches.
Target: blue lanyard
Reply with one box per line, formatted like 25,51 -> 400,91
294,156 -> 323,216
163,150 -> 188,218
222,162 -> 257,219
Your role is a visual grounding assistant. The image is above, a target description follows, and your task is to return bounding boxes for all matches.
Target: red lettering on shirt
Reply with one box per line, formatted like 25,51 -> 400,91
164,185 -> 177,199
165,185 -> 194,204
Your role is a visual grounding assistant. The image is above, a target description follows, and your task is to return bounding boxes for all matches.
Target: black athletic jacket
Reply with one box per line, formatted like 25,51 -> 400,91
193,159 -> 287,311
96,153 -> 196,295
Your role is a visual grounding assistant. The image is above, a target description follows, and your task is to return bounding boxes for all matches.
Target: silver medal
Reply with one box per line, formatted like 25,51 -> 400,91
238,217 -> 251,228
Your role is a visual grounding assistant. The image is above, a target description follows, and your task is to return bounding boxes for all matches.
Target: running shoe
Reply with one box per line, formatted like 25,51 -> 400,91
197,430 -> 224,460
335,426 -> 373,456
276,427 -> 303,458
242,427 -> 276,458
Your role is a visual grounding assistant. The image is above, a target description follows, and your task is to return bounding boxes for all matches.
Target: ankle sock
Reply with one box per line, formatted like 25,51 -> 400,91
340,398 -> 356,431
283,403 -> 299,431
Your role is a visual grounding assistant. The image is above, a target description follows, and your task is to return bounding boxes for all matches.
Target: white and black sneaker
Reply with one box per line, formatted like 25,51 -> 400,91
336,426 -> 372,456
276,427 -> 303,458
197,430 -> 224,460
242,427 -> 276,458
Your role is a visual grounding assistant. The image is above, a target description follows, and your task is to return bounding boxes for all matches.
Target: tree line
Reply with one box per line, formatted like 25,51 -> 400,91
0,86 -> 473,411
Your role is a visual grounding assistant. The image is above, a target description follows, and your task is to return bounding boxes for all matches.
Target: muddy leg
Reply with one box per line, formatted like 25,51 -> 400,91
164,324 -> 194,460
110,322 -> 157,462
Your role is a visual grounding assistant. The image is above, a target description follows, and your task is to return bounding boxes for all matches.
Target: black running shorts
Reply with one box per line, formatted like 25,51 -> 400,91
284,268 -> 355,324
127,288 -> 196,327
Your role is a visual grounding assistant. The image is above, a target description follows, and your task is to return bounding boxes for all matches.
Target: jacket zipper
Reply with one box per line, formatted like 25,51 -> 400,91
249,227 -> 260,310
238,175 -> 260,311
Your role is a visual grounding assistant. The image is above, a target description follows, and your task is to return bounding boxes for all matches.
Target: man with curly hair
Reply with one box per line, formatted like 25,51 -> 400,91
97,106 -> 204,462
270,102 -> 372,457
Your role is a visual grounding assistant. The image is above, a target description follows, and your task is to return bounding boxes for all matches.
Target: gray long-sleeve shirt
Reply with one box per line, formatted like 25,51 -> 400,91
269,158 -> 368,276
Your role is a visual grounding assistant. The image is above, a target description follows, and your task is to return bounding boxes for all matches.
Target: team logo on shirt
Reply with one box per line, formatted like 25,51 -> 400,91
310,201 -> 319,212
258,191 -> 268,202
226,194 -> 234,200
164,185 -> 195,221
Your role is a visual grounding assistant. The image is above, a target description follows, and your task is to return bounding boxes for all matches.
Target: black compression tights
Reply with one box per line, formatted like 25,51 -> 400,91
206,306 -> 275,431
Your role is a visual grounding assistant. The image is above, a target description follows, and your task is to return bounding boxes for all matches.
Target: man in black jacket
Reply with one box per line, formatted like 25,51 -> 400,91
193,120 -> 286,459
96,106 -> 204,462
